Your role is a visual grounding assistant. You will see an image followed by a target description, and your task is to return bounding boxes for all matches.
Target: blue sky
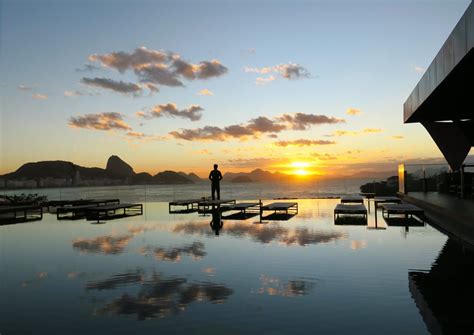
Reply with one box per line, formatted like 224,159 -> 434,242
0,0 -> 471,176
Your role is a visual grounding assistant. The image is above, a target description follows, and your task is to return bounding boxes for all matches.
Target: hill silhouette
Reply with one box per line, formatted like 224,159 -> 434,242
0,155 -> 195,189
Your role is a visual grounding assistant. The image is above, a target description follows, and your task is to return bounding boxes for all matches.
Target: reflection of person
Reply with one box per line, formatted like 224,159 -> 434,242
208,164 -> 223,200
210,206 -> 223,235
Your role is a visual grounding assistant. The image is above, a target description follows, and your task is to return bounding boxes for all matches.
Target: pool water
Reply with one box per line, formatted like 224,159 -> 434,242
0,199 -> 472,334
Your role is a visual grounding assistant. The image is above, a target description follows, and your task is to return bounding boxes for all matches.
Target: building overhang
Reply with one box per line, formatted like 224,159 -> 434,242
403,2 -> 474,170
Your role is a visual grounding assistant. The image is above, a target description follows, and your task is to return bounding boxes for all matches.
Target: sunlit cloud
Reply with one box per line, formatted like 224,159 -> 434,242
255,75 -> 276,85
197,88 -> 214,96
345,108 -> 362,116
32,93 -> 48,100
274,139 -> 336,147
69,112 -> 132,131
363,128 -> 382,133
170,113 -> 345,141
245,63 -> 310,80
312,152 -> 337,161
138,103 -> 203,121
414,66 -> 426,73
326,128 -> 382,137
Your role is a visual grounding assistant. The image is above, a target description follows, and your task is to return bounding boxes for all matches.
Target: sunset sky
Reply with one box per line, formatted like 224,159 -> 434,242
1,0 -> 472,177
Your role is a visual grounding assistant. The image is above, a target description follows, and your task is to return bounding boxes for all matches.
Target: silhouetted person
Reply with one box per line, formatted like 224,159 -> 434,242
208,164 -> 223,200
210,206 -> 223,235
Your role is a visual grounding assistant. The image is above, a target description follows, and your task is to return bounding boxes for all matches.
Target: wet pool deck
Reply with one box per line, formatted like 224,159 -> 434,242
399,192 -> 474,248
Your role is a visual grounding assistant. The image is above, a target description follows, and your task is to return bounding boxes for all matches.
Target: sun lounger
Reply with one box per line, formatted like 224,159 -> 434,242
334,204 -> 367,219
381,203 -> 424,221
85,203 -> 143,221
57,204 -> 101,220
197,199 -> 236,213
0,205 -> 43,223
374,196 -> 401,209
340,195 -> 364,204
169,197 -> 210,213
261,202 -> 298,215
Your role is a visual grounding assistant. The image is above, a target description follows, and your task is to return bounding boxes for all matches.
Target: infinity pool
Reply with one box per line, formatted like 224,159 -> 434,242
1,199 -> 472,334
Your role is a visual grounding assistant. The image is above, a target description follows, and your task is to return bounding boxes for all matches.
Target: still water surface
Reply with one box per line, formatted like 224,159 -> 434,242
1,199 -> 472,334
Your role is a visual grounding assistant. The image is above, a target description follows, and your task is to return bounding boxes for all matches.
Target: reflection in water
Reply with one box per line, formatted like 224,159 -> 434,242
350,240 -> 368,250
210,207 -> 223,235
139,241 -> 206,262
256,275 -> 316,297
90,272 -> 233,320
409,239 -> 474,335
73,234 -> 134,255
174,222 -> 347,246
87,270 -> 145,291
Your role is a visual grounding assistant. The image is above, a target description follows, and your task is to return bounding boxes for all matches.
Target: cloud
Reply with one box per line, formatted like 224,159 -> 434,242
69,112 -> 132,131
312,152 -> 337,160
139,103 -> 203,121
414,66 -> 426,73
278,113 -> 345,130
274,139 -> 336,147
245,63 -> 310,84
80,77 -> 144,96
363,128 -> 382,133
64,90 -> 99,97
87,47 -> 228,90
326,128 -> 383,137
345,108 -> 362,116
169,113 -> 345,142
18,84 -> 35,91
391,135 -> 404,139
32,93 -> 48,100
76,64 -> 101,72
197,89 -> 214,96
255,75 -> 276,85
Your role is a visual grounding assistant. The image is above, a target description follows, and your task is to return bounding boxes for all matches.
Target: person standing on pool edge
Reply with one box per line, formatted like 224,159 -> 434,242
209,164 -> 223,200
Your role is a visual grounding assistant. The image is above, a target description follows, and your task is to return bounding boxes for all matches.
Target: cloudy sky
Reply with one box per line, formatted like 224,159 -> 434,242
0,0 -> 471,176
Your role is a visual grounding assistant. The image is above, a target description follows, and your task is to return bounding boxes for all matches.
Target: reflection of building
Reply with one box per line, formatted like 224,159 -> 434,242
403,3 -> 473,172
409,239 -> 474,335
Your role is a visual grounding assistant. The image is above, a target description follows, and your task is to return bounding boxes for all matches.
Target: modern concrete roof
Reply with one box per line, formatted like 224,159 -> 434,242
404,2 -> 474,123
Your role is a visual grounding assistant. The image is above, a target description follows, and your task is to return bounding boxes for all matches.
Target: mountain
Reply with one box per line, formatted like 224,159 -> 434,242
0,155 -> 198,189
223,168 -> 289,182
231,175 -> 253,183
154,171 -> 194,184
178,172 -> 204,182
106,155 -> 135,178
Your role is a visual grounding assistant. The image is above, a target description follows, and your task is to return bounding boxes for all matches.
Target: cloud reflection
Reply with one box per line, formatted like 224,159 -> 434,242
173,222 -> 347,246
257,275 -> 316,297
139,241 -> 206,262
72,234 -> 134,255
91,272 -> 233,320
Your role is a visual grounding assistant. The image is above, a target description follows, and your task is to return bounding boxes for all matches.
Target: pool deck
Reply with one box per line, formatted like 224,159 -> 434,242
399,191 -> 474,247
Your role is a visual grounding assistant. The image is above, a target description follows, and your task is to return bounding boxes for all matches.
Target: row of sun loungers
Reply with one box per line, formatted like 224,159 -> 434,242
0,205 -> 43,223
334,194 -> 425,226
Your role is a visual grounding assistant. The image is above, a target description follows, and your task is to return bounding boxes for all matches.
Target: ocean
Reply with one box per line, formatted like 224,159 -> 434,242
0,178 -> 377,202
